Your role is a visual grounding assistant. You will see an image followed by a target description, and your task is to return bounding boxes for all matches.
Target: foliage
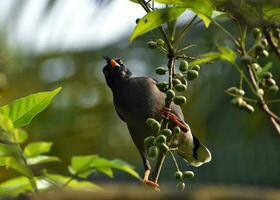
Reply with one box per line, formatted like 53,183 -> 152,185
0,88 -> 140,197
128,0 -> 280,191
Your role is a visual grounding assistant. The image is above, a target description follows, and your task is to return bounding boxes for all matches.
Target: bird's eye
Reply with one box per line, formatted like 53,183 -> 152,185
104,70 -> 110,75
117,59 -> 124,65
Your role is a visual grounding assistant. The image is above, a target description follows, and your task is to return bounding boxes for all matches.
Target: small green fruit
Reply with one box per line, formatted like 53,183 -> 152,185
241,55 -> 253,65
191,65 -> 200,72
147,41 -> 157,49
176,182 -> 186,191
266,78 -> 276,87
148,146 -> 158,159
262,72 -> 272,79
269,85 -> 279,93
144,136 -> 155,146
186,70 -> 199,81
231,97 -> 244,107
172,78 -> 182,86
155,67 -> 167,75
179,61 -> 189,72
261,50 -> 269,57
253,28 -> 261,39
236,89 -> 245,96
151,121 -> 161,132
226,87 -> 239,94
251,63 -> 260,70
166,89 -> 175,100
174,84 -> 187,92
158,143 -> 169,153
160,129 -> 172,136
261,39 -> 268,47
183,171 -> 194,179
174,96 -> 187,106
173,126 -> 181,135
146,118 -> 157,127
257,89 -> 264,96
155,135 -> 166,144
174,171 -> 183,180
157,82 -> 168,90
156,38 -> 165,46
244,104 -> 255,114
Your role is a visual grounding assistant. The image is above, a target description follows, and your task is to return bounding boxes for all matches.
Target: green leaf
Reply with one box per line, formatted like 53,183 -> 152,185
110,159 -> 141,180
26,155 -> 59,165
70,155 -> 99,178
0,87 -> 62,127
24,142 -> 52,157
0,113 -> 15,133
0,144 -> 18,157
1,157 -> 31,177
129,7 -> 186,42
13,129 -> 28,143
218,46 -> 236,63
257,62 -> 273,77
0,176 -> 32,197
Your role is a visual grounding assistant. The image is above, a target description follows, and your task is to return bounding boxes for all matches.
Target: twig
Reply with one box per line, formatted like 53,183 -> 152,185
262,27 -> 280,60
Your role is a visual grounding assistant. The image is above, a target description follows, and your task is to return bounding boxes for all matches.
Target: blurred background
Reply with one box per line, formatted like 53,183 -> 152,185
0,0 -> 280,192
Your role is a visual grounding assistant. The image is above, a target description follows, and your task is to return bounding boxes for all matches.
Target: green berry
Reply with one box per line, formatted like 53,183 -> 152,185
226,87 -> 239,94
156,39 -> 165,46
255,44 -> 264,55
146,118 -> 157,127
160,129 -> 172,136
261,50 -> 269,57
144,136 -> 155,146
147,41 -> 157,49
183,171 -> 194,179
179,61 -> 189,72
257,89 -> 264,96
151,121 -> 161,132
241,55 -> 253,65
173,126 -> 181,135
262,72 -> 272,79
191,65 -> 200,72
174,96 -> 187,106
261,39 -> 268,47
253,28 -> 261,39
155,67 -> 167,75
148,146 -> 158,159
172,78 -> 182,86
236,89 -> 245,96
166,89 -> 175,100
176,182 -> 186,191
157,82 -> 168,90
158,143 -> 169,153
174,84 -> 187,92
269,85 -> 279,93
231,97 -> 244,107
266,78 -> 276,87
186,70 -> 199,81
174,171 -> 183,180
244,104 -> 255,113
251,63 -> 260,70
155,135 -> 166,144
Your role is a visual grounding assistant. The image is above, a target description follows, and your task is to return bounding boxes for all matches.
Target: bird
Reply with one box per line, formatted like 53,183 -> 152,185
102,57 -> 211,189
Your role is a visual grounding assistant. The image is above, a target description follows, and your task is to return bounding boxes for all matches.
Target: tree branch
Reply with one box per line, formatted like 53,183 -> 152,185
262,27 -> 280,60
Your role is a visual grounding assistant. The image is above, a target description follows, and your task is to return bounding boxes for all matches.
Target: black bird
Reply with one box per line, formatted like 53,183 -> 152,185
102,57 -> 211,189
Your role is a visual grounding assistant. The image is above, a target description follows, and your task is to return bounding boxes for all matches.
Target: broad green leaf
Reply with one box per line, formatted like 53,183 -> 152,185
0,87 -> 62,127
13,129 -> 28,143
1,157 -> 31,177
0,176 -> 32,197
110,159 -> 141,180
26,155 -> 59,165
129,7 -> 186,42
257,62 -> 273,77
0,113 -> 14,133
24,142 -> 52,157
96,167 -> 113,178
70,155 -> 99,178
196,13 -> 211,27
218,46 -> 236,63
0,144 -> 18,157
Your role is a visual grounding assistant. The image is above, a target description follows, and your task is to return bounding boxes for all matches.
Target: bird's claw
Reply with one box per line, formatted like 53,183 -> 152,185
143,179 -> 160,191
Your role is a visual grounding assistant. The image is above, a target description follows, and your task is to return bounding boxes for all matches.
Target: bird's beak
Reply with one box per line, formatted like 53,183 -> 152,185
103,56 -> 120,68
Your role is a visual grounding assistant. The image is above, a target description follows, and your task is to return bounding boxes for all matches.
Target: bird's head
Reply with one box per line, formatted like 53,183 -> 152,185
102,56 -> 132,87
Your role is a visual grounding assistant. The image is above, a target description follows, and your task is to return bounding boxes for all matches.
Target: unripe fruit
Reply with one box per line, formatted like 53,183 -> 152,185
261,50 -> 269,57
186,70 -> 199,80
266,78 -> 276,87
176,182 -> 186,191
179,61 -> 189,72
174,171 -> 183,180
191,65 -> 200,72
269,85 -> 279,93
158,143 -> 169,153
173,126 -> 181,135
244,104 -> 255,113
160,129 -> 172,136
236,89 -> 245,96
155,135 -> 166,144
226,87 -> 239,94
174,84 -> 187,92
151,121 -> 161,132
147,41 -> 157,49
157,82 -> 168,90
251,63 -> 260,70
253,28 -> 261,39
183,171 -> 194,178
144,136 -> 155,146
255,44 -> 264,55
231,97 -> 244,107
166,89 -> 175,100
241,55 -> 253,65
172,78 -> 182,86
257,89 -> 264,96
174,96 -> 187,106
155,67 -> 167,75
156,38 -> 165,46
146,118 -> 157,127
148,146 -> 158,159
262,72 -> 272,79
261,39 -> 268,47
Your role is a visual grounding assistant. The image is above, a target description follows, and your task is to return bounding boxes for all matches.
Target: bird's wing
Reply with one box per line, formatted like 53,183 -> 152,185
115,108 -> 125,122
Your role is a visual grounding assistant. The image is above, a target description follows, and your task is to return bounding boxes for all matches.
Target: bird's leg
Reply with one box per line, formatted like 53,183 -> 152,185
160,107 -> 189,132
143,169 -> 160,191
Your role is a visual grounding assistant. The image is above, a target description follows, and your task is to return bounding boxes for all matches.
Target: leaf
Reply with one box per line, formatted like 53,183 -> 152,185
70,155 -> 99,178
257,62 -> 273,77
196,13 -> 211,27
218,46 -> 236,63
26,155 -> 59,165
0,176 -> 32,197
24,142 -> 52,157
13,129 -> 28,143
110,159 -> 141,180
0,87 -> 62,127
129,7 -> 186,42
0,144 -> 18,157
1,157 -> 31,177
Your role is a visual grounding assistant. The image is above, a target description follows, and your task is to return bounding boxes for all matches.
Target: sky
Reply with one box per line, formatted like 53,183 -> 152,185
0,0 -> 146,53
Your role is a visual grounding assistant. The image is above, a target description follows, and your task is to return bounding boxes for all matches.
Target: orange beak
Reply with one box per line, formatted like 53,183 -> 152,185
111,59 -> 120,68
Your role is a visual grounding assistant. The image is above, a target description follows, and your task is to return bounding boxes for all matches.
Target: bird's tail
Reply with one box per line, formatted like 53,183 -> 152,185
177,133 -> 211,167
